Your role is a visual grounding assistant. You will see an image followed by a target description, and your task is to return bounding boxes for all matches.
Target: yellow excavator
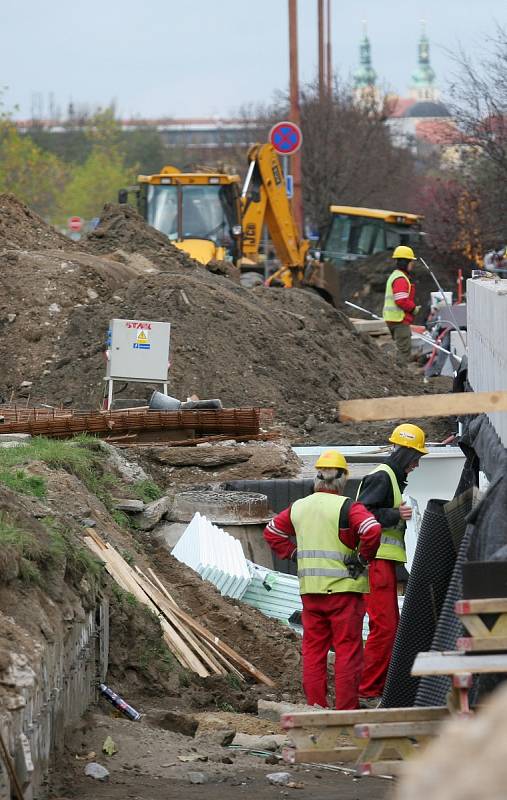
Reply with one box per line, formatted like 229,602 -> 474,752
118,143 -> 309,277
118,147 -> 424,306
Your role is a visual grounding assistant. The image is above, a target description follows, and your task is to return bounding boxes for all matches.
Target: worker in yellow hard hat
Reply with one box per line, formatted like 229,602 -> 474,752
264,450 -> 382,709
383,245 -> 420,365
356,424 -> 428,708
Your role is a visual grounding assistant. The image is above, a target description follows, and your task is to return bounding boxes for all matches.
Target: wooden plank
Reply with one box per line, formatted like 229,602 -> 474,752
134,568 -> 225,676
145,568 -> 245,681
338,390 -> 507,423
142,568 -> 275,687
281,706 -> 448,729
84,536 -> 211,677
359,760 -> 409,778
460,615 -> 491,638
412,651 -> 507,676
354,721 -> 441,739
457,636 -> 507,652
456,598 -> 507,614
284,747 -> 362,764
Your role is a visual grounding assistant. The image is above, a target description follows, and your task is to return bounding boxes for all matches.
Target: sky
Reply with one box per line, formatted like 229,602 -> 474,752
1,0 -> 505,120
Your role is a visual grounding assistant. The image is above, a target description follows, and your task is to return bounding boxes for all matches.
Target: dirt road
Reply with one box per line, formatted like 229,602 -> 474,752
49,707 -> 389,800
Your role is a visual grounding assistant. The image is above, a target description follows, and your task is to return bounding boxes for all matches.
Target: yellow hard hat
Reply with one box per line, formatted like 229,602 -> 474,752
389,424 -> 428,455
314,449 -> 349,473
392,245 -> 416,260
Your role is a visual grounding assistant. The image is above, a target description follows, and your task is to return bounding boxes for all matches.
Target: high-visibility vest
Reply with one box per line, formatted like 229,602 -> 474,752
290,493 -> 369,595
357,464 -> 406,563
383,269 -> 411,322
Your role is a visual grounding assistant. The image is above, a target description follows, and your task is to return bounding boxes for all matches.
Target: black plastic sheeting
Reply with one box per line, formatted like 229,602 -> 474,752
381,499 -> 456,708
414,488 -> 479,705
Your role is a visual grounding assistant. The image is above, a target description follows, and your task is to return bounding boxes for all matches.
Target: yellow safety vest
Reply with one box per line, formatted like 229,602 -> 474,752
383,269 -> 411,323
290,493 -> 369,595
357,464 -> 406,563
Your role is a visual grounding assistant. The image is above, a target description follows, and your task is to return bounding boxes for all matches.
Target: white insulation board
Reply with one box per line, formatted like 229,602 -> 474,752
171,512 -> 251,599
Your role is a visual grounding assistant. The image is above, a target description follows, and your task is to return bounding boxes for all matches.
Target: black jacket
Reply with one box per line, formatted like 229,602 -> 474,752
356,450 -> 413,528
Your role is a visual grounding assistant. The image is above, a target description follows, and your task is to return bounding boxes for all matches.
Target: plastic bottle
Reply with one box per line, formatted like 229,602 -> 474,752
98,683 -> 141,721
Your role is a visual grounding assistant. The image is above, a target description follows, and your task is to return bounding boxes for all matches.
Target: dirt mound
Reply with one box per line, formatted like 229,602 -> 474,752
0,193 -> 74,251
29,270 -> 430,422
84,203 -> 201,274
0,248 -> 158,396
0,199 -> 434,429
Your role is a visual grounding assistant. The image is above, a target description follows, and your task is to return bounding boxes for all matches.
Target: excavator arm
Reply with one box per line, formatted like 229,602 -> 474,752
240,144 -> 309,286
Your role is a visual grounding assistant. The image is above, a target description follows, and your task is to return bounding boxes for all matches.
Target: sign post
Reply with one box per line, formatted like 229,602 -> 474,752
269,121 -> 303,226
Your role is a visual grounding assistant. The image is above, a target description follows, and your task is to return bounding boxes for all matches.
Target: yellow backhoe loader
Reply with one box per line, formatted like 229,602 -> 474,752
119,148 -> 424,306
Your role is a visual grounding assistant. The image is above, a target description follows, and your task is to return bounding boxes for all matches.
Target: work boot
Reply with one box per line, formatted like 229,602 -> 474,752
359,696 -> 382,709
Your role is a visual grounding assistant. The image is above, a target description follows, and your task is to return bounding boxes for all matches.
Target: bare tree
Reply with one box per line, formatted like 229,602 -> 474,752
446,26 -> 507,250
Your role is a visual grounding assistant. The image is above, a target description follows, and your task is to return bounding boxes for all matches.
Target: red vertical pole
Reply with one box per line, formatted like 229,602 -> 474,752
326,0 -> 332,93
318,0 -> 325,100
457,268 -> 463,304
288,0 -> 303,233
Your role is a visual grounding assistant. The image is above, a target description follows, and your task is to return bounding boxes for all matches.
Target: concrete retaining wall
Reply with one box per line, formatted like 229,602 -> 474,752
467,278 -> 507,446
0,599 -> 108,799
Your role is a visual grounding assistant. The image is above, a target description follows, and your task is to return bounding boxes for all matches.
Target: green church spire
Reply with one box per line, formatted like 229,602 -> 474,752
354,23 -> 377,90
411,22 -> 437,98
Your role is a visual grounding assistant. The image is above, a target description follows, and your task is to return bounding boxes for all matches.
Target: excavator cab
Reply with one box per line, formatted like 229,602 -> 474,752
319,206 -> 424,266
119,167 -> 243,265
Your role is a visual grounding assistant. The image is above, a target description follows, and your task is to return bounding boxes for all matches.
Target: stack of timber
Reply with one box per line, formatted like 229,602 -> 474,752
281,706 -> 448,777
412,597 -> 507,713
83,529 -> 274,686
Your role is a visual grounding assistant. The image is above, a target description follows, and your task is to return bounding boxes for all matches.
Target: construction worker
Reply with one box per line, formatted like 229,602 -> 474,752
383,245 -> 420,364
357,424 -> 428,707
263,450 -> 382,710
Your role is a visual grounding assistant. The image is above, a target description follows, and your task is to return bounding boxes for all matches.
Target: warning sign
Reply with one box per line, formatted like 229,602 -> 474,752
133,330 -> 150,350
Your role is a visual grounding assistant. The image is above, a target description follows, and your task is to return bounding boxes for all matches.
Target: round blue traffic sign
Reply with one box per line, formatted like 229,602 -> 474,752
269,121 -> 303,155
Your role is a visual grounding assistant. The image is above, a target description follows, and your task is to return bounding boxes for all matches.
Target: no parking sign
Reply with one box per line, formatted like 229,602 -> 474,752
269,121 -> 303,155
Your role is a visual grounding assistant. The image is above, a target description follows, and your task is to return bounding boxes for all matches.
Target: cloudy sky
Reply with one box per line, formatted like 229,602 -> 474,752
1,0 -> 504,119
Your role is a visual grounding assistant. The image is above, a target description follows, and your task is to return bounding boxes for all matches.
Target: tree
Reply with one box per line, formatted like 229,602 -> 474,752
0,120 -> 68,218
446,26 -> 507,252
56,109 -> 135,222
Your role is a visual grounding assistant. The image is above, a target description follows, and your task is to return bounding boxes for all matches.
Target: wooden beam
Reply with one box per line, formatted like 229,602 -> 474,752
456,598 -> 507,614
281,706 -> 448,729
354,721 -> 441,739
412,650 -> 507,676
338,390 -> 507,422
457,636 -> 507,652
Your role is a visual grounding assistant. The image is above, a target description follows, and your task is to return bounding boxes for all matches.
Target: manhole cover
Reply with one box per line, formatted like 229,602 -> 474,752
171,490 -> 270,524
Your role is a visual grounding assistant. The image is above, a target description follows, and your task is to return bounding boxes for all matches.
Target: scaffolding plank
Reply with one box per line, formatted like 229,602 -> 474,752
338,391 -> 507,422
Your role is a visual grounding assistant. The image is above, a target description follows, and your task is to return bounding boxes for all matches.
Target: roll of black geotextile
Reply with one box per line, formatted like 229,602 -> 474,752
415,524 -> 473,706
381,499 -> 456,708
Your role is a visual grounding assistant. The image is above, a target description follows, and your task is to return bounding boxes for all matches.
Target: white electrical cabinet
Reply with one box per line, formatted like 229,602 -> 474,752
107,318 -> 171,381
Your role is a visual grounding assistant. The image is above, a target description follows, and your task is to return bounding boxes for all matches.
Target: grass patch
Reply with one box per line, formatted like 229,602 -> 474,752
0,469 -> 46,498
0,514 -> 45,584
133,479 -> 163,503
0,436 -> 122,512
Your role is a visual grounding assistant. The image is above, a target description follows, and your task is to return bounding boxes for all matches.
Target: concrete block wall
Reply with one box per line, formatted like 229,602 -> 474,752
0,600 -> 108,799
467,278 -> 507,447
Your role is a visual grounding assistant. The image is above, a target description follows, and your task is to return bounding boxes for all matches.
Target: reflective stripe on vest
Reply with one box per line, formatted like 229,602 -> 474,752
383,269 -> 411,323
290,493 -> 369,594
358,464 -> 407,563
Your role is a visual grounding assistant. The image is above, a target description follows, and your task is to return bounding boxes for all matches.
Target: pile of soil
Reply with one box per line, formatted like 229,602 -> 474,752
0,193 -> 73,251
85,202 -> 202,274
0,199 -> 438,434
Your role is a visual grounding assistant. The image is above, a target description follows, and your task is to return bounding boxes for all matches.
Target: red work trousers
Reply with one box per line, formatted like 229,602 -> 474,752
359,558 -> 399,698
301,592 -> 364,710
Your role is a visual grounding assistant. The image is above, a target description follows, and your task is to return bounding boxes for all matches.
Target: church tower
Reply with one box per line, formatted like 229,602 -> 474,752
353,24 -> 379,105
410,24 -> 439,101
